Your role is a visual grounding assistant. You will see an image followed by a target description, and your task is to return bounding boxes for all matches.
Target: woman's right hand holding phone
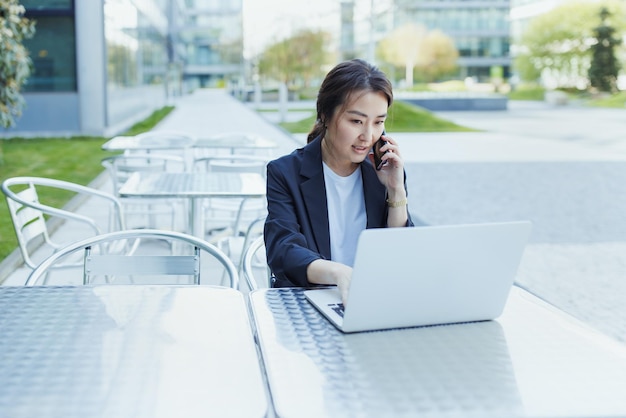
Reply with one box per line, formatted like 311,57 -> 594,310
370,133 -> 405,190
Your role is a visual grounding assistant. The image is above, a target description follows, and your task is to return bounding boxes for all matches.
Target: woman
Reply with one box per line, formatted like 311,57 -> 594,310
264,59 -> 414,303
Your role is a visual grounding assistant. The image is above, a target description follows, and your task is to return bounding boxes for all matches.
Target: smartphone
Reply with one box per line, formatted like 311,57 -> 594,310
373,132 -> 387,171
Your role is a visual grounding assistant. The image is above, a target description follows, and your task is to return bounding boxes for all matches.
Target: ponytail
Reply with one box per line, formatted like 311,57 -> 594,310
307,119 -> 326,143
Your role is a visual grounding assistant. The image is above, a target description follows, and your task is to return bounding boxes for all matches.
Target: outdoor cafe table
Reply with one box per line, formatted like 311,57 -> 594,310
193,133 -> 278,154
0,285 -> 268,418
119,171 -> 266,237
102,133 -> 277,154
249,286 -> 626,418
101,134 -> 195,151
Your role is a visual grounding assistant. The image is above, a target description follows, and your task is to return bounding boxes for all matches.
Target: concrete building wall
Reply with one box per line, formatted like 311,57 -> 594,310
76,0 -> 107,136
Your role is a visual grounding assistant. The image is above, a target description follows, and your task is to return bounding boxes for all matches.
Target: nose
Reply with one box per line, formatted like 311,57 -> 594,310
360,125 -> 376,142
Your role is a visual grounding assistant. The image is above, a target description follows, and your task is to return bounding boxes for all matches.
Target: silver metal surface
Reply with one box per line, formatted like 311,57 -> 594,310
0,285 -> 267,418
194,133 -> 277,151
250,287 -> 626,418
119,172 -> 266,237
102,133 -> 276,152
119,172 -> 266,198
102,135 -> 195,151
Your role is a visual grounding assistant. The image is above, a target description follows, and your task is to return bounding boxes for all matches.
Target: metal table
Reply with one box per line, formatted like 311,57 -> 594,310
0,285 -> 267,418
194,133 -> 277,154
249,286 -> 626,418
102,134 -> 195,151
119,172 -> 266,237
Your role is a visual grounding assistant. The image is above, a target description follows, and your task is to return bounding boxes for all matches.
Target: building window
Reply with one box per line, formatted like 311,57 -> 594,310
21,0 -> 72,10
22,15 -> 78,92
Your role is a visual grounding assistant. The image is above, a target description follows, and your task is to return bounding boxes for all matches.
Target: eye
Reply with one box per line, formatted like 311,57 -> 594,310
352,119 -> 363,125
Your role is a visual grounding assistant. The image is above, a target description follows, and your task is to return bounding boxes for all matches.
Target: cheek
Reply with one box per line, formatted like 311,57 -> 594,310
334,123 -> 356,141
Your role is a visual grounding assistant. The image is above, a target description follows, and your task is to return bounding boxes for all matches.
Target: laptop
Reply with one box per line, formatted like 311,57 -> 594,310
304,221 -> 532,333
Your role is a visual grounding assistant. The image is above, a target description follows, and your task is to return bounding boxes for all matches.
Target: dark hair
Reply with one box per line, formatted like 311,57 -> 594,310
307,59 -> 393,143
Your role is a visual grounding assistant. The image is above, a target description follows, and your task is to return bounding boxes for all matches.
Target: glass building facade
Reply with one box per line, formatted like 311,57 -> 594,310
103,0 -> 170,129
21,0 -> 77,92
179,0 -> 244,88
393,0 -> 511,81
6,0 -> 243,136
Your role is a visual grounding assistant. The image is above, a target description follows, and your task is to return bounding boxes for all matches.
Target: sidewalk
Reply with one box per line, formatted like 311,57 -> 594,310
402,101 -> 626,344
2,90 -> 626,344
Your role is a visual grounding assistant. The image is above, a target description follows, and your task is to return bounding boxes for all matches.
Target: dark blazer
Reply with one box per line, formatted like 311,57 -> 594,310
264,136 -> 413,288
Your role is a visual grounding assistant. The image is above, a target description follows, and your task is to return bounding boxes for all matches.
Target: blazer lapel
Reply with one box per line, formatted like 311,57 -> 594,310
300,138 -> 331,259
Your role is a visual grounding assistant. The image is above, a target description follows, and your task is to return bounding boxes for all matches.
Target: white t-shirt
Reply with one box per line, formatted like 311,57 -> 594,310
323,162 -> 367,266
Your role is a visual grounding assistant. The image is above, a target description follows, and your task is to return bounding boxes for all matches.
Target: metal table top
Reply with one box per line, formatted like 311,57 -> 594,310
118,171 -> 266,237
102,135 -> 195,151
249,286 -> 626,418
119,172 -> 266,198
0,285 -> 267,418
102,133 -> 276,153
194,133 -> 277,150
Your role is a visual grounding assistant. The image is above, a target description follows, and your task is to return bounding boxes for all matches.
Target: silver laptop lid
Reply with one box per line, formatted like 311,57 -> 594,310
340,221 -> 532,332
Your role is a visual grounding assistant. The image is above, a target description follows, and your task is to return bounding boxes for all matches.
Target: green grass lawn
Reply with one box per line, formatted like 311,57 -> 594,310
508,85 -> 546,101
279,100 -> 476,133
586,91 -> 626,108
507,84 -> 626,109
0,106 -> 174,262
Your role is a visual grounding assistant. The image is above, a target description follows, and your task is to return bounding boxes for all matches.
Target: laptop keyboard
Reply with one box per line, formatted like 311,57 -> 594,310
329,303 -> 345,317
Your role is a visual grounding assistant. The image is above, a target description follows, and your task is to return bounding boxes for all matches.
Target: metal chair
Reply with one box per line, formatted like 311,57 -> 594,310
132,129 -> 196,143
237,214 -> 264,266
192,132 -> 274,159
125,130 -> 196,153
2,176 -> 125,270
241,234 -> 272,291
192,154 -> 268,240
26,229 -> 239,288
127,130 -> 195,157
101,153 -> 187,230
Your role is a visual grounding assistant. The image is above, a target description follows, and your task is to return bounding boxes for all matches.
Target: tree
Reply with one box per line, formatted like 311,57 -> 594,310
588,7 -> 622,93
420,29 -> 459,82
376,23 -> 458,85
257,29 -> 331,88
0,0 -> 35,129
514,0 -> 626,88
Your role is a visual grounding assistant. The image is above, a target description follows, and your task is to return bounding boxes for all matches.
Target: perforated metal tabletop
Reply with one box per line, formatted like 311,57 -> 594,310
0,285 -> 267,418
249,287 -> 626,418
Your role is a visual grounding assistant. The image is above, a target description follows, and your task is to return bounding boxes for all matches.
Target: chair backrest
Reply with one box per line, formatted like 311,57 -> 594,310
193,155 -> 268,177
134,130 -> 196,143
238,215 -> 265,265
241,234 -> 271,291
102,153 -> 187,196
1,176 -> 125,269
193,155 -> 268,237
26,229 -> 239,288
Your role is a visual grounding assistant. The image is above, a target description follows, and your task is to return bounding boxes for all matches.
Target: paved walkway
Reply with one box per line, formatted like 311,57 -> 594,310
3,90 -> 626,344
402,101 -> 626,344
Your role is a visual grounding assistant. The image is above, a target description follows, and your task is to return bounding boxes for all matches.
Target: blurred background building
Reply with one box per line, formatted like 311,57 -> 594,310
7,0 -> 243,137
7,0 -> 616,136
391,0 -> 511,81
